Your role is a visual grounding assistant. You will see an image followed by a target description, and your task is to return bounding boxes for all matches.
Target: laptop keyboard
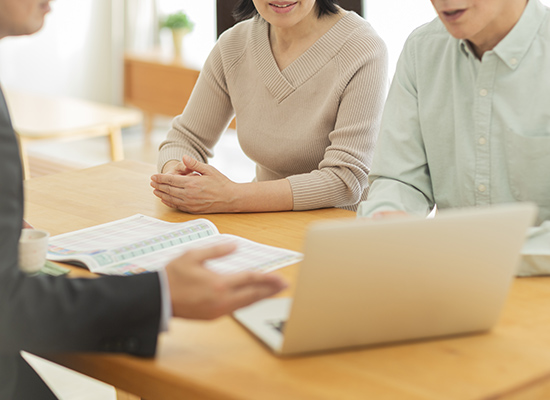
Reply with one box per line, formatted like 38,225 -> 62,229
267,319 -> 286,333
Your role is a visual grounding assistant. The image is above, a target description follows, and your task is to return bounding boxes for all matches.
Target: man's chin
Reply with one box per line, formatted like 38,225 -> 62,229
20,20 -> 46,36
441,24 -> 470,41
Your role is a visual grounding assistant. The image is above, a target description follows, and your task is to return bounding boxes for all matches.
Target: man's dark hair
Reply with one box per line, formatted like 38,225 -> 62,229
233,0 -> 339,22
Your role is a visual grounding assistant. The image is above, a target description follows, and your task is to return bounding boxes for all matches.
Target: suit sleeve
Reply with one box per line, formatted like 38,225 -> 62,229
0,269 -> 162,357
0,88 -> 162,358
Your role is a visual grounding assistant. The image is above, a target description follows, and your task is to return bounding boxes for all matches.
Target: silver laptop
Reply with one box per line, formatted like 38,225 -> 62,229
234,203 -> 537,356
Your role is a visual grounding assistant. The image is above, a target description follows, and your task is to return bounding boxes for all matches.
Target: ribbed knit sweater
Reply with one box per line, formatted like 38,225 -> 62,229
158,12 -> 387,211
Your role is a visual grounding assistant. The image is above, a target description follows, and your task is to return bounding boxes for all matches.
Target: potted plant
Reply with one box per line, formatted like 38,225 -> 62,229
160,11 -> 194,59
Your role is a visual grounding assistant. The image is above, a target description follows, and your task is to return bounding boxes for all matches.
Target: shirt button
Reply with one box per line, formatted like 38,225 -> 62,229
510,58 -> 518,65
478,184 -> 487,192
479,89 -> 488,97
478,137 -> 487,145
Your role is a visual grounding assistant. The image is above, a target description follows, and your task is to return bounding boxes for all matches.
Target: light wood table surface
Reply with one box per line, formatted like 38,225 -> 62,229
5,89 -> 142,179
24,160 -> 550,400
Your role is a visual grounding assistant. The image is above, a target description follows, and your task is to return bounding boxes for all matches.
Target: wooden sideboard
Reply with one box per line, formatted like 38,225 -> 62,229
124,51 -> 236,141
123,51 -> 200,140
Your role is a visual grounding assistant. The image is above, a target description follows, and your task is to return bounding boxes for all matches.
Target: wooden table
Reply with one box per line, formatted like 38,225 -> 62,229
24,160 -> 550,400
5,89 -> 142,179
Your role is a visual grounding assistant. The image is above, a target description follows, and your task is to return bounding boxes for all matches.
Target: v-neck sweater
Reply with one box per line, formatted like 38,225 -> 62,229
158,12 -> 387,211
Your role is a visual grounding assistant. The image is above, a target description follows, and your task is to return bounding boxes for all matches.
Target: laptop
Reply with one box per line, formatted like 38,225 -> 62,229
234,203 -> 537,356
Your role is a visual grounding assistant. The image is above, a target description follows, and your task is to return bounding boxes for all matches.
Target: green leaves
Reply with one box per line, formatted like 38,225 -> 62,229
160,11 -> 194,31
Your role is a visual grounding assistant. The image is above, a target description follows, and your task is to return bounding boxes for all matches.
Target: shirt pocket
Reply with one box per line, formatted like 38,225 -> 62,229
505,129 -> 550,203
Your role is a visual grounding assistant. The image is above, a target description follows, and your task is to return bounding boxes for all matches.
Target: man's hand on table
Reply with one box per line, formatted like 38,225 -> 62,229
372,211 -> 409,219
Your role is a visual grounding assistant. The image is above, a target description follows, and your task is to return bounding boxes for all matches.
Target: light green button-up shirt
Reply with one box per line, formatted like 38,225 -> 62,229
358,0 -> 550,227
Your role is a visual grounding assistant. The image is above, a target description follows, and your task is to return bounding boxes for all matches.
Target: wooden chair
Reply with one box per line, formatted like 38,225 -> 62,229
4,88 -> 142,179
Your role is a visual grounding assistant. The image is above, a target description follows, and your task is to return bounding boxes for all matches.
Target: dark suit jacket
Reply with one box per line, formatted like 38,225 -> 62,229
0,88 -> 162,399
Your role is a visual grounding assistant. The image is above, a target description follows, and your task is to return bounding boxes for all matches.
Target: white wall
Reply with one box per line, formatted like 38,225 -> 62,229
365,0 -> 436,80
366,0 -> 550,80
0,0 -> 216,103
156,0 -> 216,69
1,0 -> 548,104
0,0 -> 118,103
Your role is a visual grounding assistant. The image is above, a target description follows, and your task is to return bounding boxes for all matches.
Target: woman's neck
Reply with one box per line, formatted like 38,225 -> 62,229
269,8 -> 345,70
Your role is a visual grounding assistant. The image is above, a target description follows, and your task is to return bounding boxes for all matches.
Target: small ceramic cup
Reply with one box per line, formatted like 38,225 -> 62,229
18,229 -> 50,273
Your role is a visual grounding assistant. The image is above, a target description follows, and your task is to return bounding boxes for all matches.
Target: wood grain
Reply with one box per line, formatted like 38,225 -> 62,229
24,161 -> 550,400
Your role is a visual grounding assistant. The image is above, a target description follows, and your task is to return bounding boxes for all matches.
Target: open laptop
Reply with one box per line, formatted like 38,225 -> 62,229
234,203 -> 537,356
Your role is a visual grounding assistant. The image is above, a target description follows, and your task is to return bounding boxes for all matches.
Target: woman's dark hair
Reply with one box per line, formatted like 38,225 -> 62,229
233,1 -> 339,22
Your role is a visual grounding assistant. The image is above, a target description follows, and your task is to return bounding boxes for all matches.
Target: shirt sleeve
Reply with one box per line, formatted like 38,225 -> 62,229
157,269 -> 172,332
157,42 -> 235,172
357,35 -> 435,218
287,36 -> 389,211
518,221 -> 550,276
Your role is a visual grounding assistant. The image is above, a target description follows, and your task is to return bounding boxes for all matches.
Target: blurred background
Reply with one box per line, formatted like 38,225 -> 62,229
0,0 -> 438,103
0,0 -> 437,182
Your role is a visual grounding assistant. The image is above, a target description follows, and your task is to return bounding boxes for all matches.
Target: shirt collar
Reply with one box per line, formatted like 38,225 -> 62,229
459,40 -> 476,59
458,0 -> 547,69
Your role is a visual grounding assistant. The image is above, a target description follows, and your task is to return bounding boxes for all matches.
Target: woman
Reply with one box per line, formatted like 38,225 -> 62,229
151,0 -> 387,213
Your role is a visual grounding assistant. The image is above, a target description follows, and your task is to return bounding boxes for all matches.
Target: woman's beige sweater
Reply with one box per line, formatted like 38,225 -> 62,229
158,12 -> 387,211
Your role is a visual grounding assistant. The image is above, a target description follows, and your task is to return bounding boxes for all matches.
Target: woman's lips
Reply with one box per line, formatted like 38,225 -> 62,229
269,2 -> 298,14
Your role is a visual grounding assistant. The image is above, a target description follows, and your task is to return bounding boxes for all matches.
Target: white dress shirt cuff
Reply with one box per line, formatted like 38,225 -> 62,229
157,269 -> 172,332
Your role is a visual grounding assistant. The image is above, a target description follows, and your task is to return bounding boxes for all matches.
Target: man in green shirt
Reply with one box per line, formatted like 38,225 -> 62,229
358,0 -> 550,274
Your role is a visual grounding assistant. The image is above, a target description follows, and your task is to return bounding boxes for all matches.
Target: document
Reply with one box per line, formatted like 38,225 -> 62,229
47,214 -> 303,276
